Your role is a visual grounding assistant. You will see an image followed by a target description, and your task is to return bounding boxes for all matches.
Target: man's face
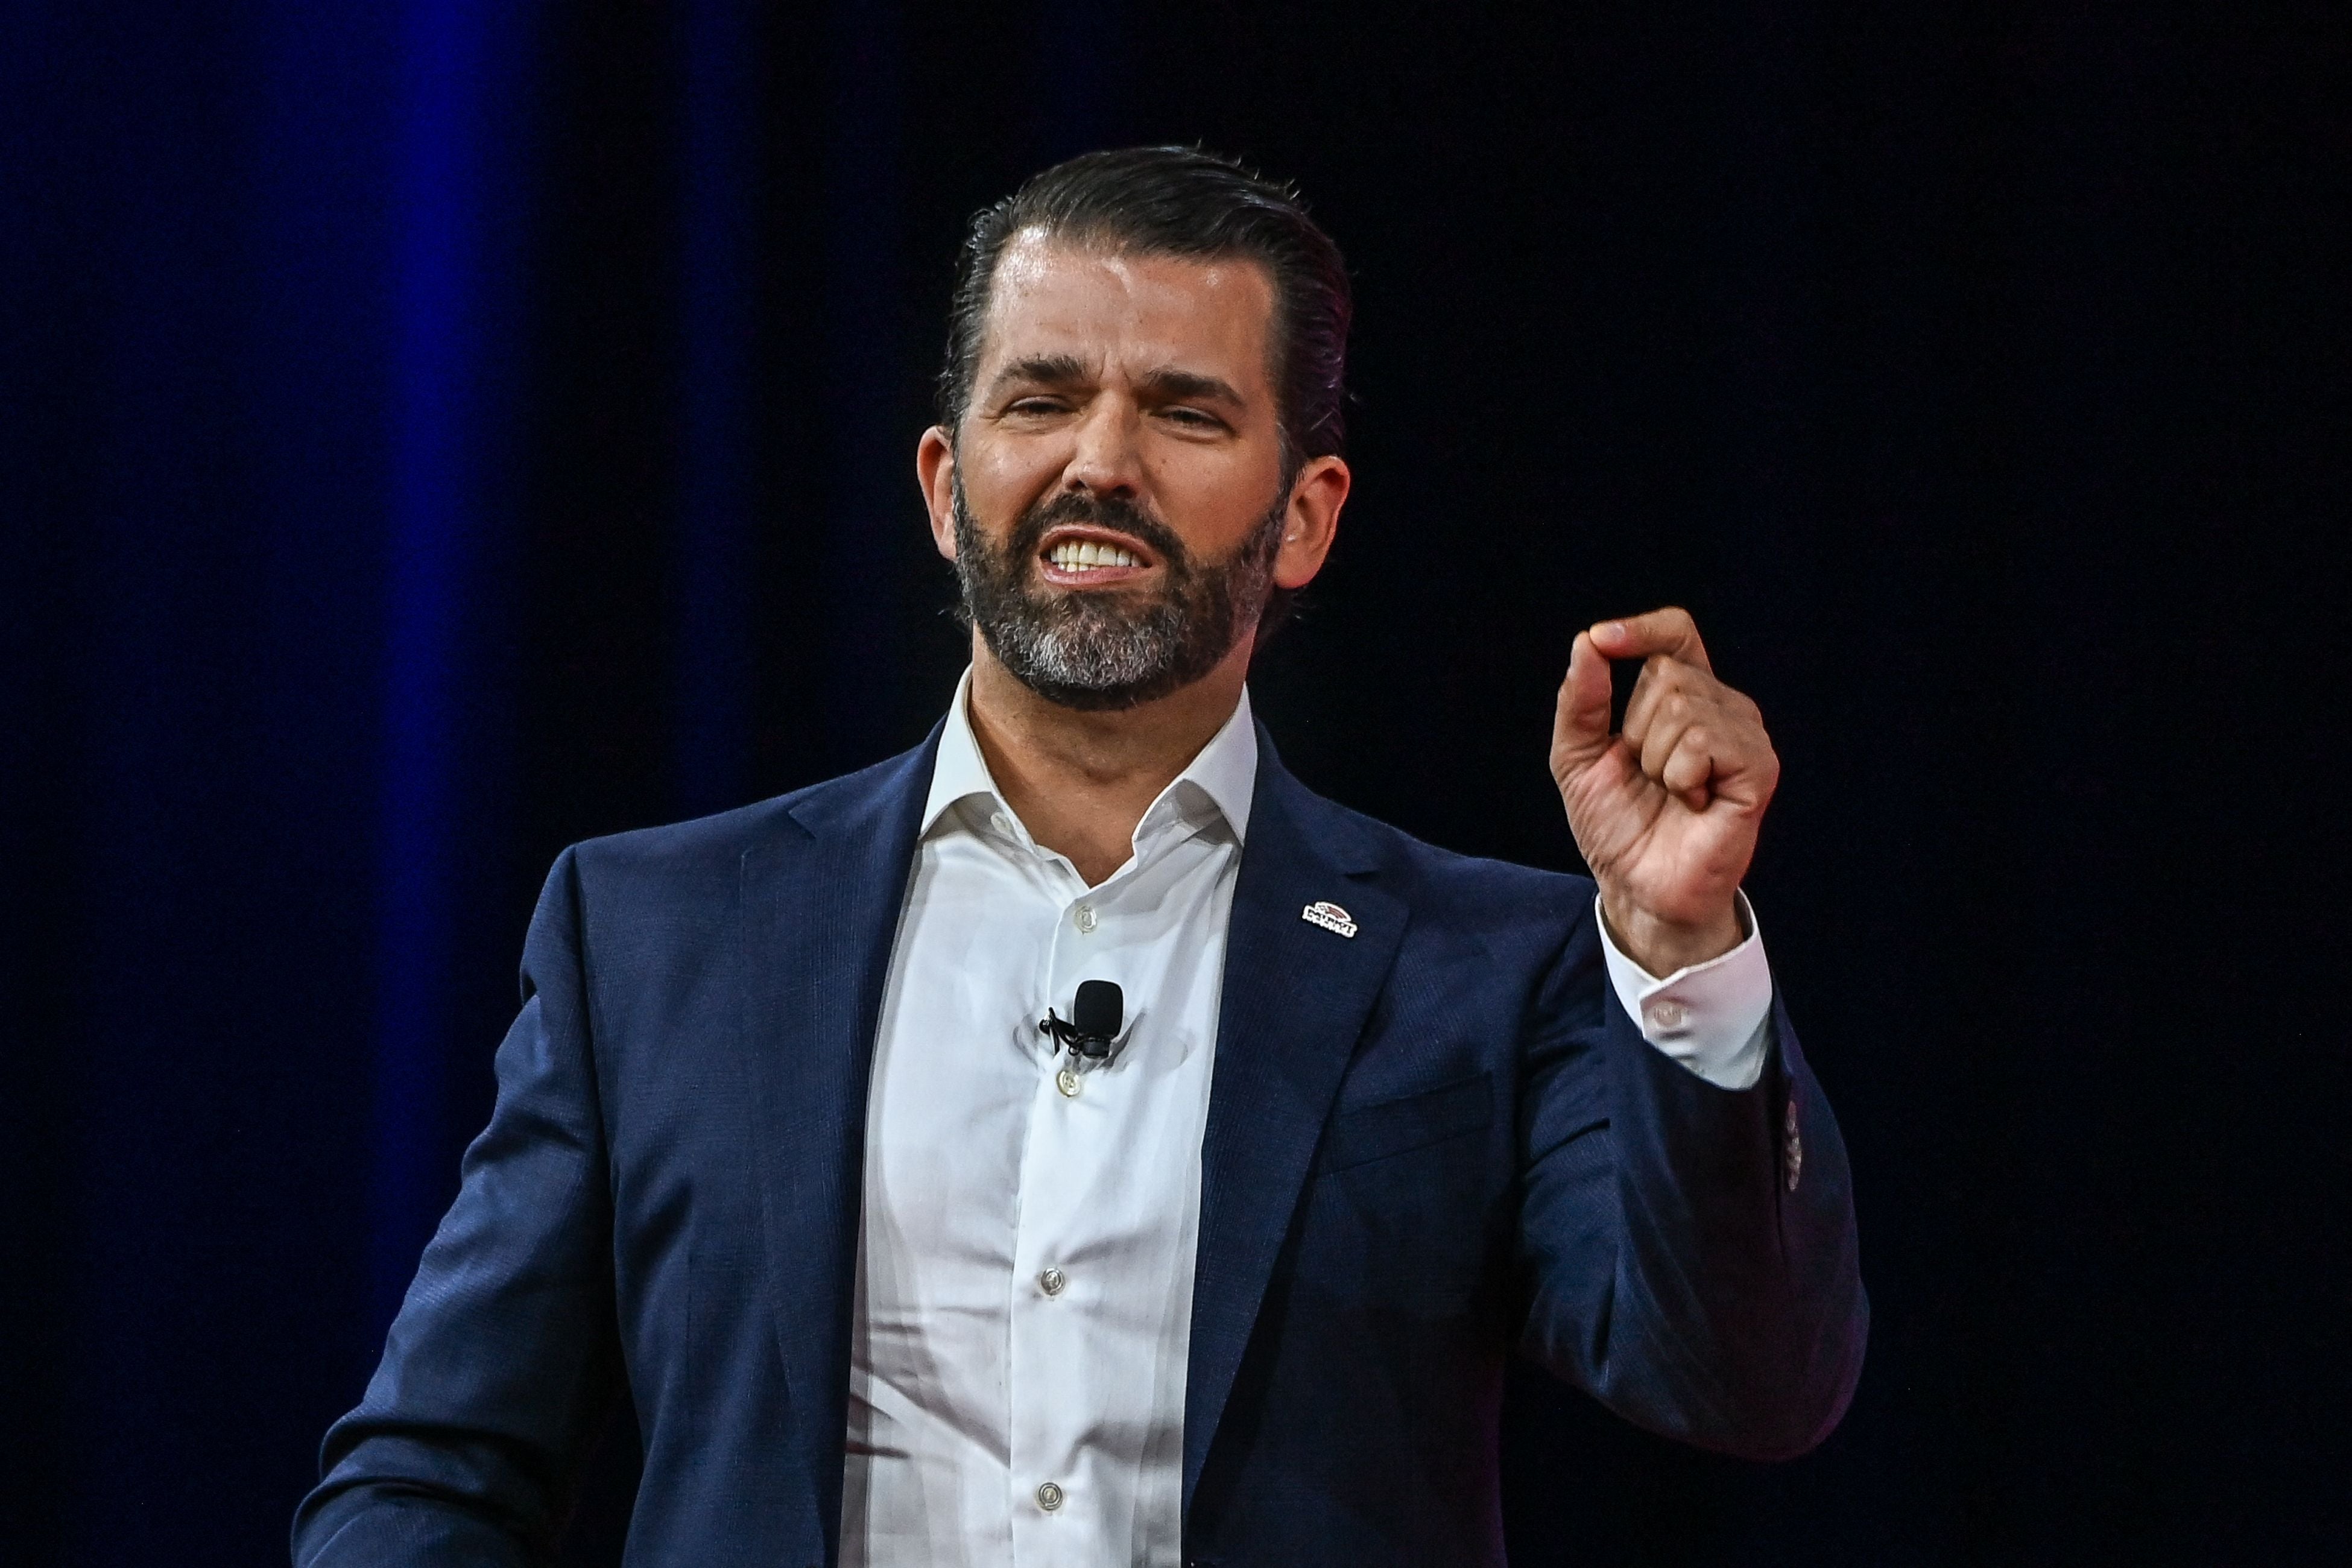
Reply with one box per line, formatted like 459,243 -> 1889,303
920,232 -> 1341,710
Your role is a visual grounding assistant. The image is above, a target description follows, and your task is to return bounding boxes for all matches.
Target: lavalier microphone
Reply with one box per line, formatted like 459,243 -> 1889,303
1039,979 -> 1124,1060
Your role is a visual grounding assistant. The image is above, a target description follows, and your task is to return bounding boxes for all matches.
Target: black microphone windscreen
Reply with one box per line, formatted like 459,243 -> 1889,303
1073,979 -> 1122,1040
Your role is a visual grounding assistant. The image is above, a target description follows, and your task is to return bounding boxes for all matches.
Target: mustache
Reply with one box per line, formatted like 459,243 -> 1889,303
1009,490 -> 1192,573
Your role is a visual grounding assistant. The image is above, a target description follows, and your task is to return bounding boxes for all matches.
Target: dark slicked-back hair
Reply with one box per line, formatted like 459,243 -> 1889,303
938,147 -> 1352,465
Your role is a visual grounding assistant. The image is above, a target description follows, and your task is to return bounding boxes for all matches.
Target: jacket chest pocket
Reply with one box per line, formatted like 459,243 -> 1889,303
1315,1071 -> 1493,1174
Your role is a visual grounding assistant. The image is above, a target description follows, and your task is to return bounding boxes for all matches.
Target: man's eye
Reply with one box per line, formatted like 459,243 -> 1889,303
1005,398 -> 1067,417
1161,408 -> 1222,429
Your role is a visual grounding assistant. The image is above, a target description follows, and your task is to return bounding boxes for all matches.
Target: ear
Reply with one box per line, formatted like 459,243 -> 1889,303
916,425 -> 958,562
1271,454 -> 1350,590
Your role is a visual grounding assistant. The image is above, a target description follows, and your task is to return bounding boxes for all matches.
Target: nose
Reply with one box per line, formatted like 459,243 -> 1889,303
1059,394 -> 1145,501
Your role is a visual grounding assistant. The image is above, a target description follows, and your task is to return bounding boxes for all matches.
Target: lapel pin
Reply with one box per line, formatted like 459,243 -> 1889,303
1301,900 -> 1358,938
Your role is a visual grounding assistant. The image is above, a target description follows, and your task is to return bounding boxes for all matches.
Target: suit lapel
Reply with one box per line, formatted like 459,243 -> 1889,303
732,722 -> 1406,1537
1184,741 -> 1406,1513
735,731 -> 938,1552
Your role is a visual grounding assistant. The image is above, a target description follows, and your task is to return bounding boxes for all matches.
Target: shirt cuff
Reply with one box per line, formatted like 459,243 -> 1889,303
1595,891 -> 1774,1090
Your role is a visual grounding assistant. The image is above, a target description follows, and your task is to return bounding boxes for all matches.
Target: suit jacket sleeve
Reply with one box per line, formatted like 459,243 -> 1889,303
292,848 -> 624,1566
1514,911 -> 1867,1461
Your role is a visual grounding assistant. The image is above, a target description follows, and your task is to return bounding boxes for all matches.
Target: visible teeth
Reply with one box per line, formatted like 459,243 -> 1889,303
1049,540 -> 1141,570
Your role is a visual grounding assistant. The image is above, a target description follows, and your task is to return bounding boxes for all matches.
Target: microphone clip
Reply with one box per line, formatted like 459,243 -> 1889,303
1038,1009 -> 1118,1061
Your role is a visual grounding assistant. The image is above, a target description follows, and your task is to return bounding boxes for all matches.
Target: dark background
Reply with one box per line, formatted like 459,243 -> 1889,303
5,1 -> 2346,1563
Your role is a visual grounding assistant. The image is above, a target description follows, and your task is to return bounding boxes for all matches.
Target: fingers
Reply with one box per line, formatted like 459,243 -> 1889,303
1631,675 -> 1714,809
1591,606 -> 1712,674
1656,725 -> 1716,810
1619,654 -> 1776,812
1620,651 -> 1719,756
1619,654 -> 1684,747
1551,630 -> 1615,771
1562,606 -> 1775,813
1639,701 -> 1704,790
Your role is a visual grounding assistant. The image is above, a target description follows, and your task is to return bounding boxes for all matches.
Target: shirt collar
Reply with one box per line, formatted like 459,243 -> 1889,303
922,666 -> 1259,846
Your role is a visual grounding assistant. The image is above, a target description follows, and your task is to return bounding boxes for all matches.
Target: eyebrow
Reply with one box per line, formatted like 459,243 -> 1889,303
986,355 -> 1248,409
987,354 -> 1092,398
1136,367 -> 1245,407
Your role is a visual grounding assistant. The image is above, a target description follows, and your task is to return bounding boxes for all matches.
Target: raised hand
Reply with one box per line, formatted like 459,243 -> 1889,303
1549,608 -> 1780,977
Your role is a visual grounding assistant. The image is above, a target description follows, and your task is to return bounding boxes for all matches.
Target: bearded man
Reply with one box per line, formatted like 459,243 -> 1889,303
296,147 -> 1867,1568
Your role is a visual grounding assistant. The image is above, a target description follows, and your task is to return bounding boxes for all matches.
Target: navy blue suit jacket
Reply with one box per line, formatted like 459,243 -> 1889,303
295,727 -> 1867,1567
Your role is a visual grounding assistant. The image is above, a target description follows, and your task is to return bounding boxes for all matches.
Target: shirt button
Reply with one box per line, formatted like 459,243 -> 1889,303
1055,1068 -> 1082,1098
1035,1481 -> 1064,1512
1648,999 -> 1687,1030
1073,903 -> 1097,934
991,812 -> 1012,835
1039,1266 -> 1067,1297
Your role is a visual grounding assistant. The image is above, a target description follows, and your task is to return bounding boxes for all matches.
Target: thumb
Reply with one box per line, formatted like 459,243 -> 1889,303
1551,630 -> 1614,774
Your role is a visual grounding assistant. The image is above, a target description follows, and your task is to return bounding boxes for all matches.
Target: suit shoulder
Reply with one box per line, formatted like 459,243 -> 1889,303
1300,788 -> 1596,921
562,743 -> 928,904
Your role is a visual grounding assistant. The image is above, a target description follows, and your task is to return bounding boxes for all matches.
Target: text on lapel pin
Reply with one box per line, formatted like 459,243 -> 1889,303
1301,900 -> 1358,938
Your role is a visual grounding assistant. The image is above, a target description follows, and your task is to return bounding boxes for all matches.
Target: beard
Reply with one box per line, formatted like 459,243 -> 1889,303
950,472 -> 1287,712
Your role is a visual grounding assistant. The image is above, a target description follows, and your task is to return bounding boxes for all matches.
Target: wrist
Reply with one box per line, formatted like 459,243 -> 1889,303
1598,890 -> 1745,977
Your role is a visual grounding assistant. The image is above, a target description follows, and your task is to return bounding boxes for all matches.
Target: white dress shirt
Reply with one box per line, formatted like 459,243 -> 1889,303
840,672 -> 1774,1566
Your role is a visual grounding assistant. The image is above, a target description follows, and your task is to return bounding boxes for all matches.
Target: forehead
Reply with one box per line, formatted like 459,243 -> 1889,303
976,230 -> 1278,392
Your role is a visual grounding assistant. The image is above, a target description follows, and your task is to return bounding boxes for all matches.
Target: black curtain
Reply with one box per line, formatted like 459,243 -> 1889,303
4,2 -> 2344,1562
